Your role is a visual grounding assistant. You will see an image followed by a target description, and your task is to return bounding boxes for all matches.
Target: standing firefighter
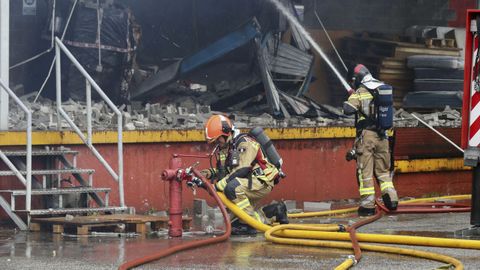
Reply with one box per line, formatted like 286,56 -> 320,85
343,64 -> 399,216
202,115 -> 288,235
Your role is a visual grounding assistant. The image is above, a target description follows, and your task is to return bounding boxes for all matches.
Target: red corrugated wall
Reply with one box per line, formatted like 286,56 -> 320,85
0,131 -> 472,220
69,139 -> 472,213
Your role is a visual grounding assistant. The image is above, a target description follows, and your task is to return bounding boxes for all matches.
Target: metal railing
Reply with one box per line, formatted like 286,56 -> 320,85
54,37 -> 125,207
0,79 -> 31,230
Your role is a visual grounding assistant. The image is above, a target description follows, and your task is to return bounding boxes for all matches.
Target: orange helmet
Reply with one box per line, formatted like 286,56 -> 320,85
204,115 -> 232,143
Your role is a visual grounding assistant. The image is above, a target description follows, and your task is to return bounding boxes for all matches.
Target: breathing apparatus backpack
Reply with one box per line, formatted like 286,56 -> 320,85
248,127 -> 282,166
231,126 -> 285,179
368,84 -> 394,131
248,127 -> 286,178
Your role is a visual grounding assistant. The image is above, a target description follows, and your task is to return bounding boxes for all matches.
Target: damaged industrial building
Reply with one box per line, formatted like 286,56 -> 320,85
1,0 -> 480,269
6,0 -> 465,130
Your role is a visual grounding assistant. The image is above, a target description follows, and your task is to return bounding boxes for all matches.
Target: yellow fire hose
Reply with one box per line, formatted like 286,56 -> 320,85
288,194 -> 472,219
266,225 -> 463,270
218,193 -> 475,269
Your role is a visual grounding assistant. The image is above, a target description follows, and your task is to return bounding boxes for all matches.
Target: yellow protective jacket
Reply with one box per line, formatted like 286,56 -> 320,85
216,134 -> 279,187
343,86 -> 377,131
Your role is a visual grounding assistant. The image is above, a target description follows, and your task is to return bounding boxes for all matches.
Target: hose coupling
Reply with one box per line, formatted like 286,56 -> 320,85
347,255 -> 358,265
338,224 -> 346,232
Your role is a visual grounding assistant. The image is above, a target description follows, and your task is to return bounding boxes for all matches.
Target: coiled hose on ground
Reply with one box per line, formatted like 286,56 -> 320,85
119,167 -> 475,270
219,193 -> 476,269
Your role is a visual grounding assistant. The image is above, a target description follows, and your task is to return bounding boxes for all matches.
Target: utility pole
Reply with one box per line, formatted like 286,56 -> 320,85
0,1 -> 9,130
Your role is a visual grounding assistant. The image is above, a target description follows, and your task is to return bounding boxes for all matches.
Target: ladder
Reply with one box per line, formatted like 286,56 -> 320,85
0,37 -> 130,230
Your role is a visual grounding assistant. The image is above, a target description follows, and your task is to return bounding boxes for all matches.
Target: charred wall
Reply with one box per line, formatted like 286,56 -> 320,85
9,0 -> 50,95
118,0 -> 280,65
302,0 -> 475,33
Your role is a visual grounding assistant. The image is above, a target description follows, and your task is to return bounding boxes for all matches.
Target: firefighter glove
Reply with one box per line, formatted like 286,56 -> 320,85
345,149 -> 357,161
200,168 -> 215,179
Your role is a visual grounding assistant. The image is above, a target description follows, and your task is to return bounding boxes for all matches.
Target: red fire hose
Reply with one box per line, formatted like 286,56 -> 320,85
347,209 -> 384,261
376,200 -> 471,214
346,198 -> 472,265
118,170 -> 231,270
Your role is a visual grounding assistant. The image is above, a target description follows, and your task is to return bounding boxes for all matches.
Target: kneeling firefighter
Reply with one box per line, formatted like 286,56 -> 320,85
343,64 -> 399,216
202,115 -> 288,235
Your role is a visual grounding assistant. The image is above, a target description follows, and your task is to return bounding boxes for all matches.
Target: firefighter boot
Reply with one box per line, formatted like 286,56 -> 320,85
262,202 -> 289,224
357,206 -> 376,217
231,219 -> 257,236
382,188 -> 399,211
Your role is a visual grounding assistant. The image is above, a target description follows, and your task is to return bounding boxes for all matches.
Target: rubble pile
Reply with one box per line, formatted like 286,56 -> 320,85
394,106 -> 461,128
8,93 -> 461,131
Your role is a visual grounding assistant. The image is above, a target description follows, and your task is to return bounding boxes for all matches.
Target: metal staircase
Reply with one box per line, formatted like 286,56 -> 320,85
0,147 -> 127,228
0,37 -> 130,230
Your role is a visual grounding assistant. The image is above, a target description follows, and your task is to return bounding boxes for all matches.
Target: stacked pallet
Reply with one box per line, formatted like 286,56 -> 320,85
30,214 -> 193,235
338,36 -> 462,107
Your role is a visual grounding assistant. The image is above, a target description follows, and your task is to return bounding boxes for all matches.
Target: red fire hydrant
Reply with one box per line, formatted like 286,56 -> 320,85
161,155 -> 184,237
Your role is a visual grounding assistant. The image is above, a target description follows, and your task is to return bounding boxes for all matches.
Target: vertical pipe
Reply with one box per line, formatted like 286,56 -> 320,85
472,166 -> 480,226
51,0 -> 55,48
86,79 -> 92,145
11,194 -> 15,211
169,156 -> 183,237
105,192 -> 109,207
56,156 -> 61,187
59,194 -> 63,208
26,112 -> 32,213
117,112 -> 124,207
88,174 -> 93,187
0,0 -> 9,130
55,42 -> 62,130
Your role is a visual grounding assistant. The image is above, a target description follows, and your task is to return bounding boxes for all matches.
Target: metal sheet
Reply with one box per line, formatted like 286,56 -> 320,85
266,43 -> 313,77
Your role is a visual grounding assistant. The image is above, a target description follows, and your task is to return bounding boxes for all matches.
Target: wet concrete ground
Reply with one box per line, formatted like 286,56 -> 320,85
1,212 -> 480,270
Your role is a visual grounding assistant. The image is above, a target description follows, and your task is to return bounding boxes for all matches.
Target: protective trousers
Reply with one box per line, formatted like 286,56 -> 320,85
216,175 -> 273,224
355,130 -> 398,209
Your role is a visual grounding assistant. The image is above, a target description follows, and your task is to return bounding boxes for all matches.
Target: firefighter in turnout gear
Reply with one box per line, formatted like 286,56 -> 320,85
343,64 -> 399,216
202,115 -> 288,235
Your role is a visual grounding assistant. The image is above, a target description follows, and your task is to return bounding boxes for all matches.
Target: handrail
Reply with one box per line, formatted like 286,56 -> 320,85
54,37 -> 125,207
0,79 -> 32,213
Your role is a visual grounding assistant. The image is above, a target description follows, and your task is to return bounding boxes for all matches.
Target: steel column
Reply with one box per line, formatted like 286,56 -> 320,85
55,42 -> 62,130
86,79 -> 92,145
0,1 -> 9,130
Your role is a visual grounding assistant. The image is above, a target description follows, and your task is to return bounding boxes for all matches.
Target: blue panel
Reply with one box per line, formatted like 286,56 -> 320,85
179,19 -> 261,74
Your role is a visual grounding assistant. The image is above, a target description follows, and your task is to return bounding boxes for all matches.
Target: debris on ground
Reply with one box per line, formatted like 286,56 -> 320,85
7,93 -> 461,131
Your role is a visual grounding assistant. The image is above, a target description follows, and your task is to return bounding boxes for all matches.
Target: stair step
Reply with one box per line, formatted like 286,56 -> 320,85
20,207 -> 129,216
1,149 -> 78,157
1,187 -> 111,196
0,168 -> 95,176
